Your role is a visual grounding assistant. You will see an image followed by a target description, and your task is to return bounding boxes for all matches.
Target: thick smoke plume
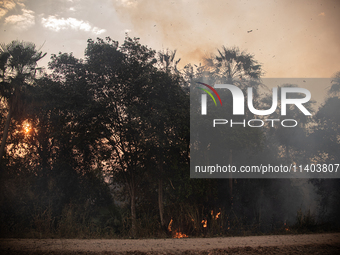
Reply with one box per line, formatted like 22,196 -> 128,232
113,0 -> 340,77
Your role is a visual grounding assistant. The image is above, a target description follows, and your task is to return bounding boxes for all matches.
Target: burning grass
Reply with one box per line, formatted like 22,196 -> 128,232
168,219 -> 188,238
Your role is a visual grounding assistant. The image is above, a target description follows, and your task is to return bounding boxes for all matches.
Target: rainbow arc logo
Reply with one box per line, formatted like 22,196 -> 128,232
197,82 -> 222,106
197,82 -> 312,117
197,82 -> 223,115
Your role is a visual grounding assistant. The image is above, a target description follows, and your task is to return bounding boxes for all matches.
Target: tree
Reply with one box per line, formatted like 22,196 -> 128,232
82,36 -> 155,237
0,46 -> 118,238
192,46 -> 264,199
205,45 -> 264,163
309,78 -> 340,227
0,41 -> 46,164
261,84 -> 315,165
82,36 -> 190,236
156,49 -> 181,73
311,76 -> 340,165
205,46 -> 262,86
142,67 -> 189,230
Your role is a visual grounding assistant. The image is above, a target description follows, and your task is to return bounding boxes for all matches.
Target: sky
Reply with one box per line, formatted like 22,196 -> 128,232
0,0 -> 339,80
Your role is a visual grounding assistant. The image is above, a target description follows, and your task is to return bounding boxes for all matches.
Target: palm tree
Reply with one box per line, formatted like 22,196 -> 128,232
203,46 -> 263,200
0,41 -> 46,164
157,49 -> 181,73
205,46 -> 263,87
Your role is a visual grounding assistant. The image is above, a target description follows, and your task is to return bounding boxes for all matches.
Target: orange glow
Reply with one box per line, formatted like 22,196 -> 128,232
201,219 -> 207,228
284,222 -> 289,231
168,219 -> 188,238
23,121 -> 31,134
173,230 -> 188,238
168,219 -> 173,232
211,210 -> 221,219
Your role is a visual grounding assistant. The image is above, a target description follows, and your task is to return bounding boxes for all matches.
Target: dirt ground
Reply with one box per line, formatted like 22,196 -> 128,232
1,233 -> 340,254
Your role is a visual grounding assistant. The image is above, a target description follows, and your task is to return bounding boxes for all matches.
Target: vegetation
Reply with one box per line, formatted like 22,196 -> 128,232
0,38 -> 339,239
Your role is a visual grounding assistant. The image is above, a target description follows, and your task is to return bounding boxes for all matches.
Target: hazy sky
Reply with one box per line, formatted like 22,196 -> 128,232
0,0 -> 339,78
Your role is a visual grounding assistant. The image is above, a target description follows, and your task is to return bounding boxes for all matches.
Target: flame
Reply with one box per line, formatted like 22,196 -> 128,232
284,221 -> 289,231
201,219 -> 207,228
173,230 -> 188,238
23,121 -> 31,134
168,219 -> 173,232
211,210 -> 221,219
168,219 -> 188,238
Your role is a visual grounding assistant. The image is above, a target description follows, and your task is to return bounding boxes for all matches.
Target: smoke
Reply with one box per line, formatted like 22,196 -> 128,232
113,0 -> 228,66
113,0 -> 340,228
113,0 -> 340,77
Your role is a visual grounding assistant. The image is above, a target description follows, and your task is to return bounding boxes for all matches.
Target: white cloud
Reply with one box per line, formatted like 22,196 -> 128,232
92,26 -> 106,34
2,0 -> 16,10
0,0 -> 16,18
41,16 -> 106,35
4,9 -> 35,29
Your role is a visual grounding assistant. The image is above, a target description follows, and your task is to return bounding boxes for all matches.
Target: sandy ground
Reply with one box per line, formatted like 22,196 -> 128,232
1,233 -> 340,254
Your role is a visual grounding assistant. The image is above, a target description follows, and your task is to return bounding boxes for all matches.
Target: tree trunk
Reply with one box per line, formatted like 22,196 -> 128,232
158,177 -> 165,227
130,179 -> 137,238
158,156 -> 165,228
0,107 -> 12,164
129,176 -> 137,238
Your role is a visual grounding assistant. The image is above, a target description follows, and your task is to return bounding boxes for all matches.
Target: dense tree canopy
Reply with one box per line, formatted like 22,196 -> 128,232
0,38 -> 339,238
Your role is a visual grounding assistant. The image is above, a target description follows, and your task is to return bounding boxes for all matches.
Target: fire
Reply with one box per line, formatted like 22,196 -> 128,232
211,210 -> 221,219
284,222 -> 289,231
23,121 -> 31,134
173,230 -> 188,238
201,219 -> 207,228
168,219 -> 188,238
168,219 -> 173,232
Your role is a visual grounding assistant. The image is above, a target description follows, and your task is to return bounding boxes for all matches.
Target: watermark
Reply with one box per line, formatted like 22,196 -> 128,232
198,82 -> 311,126
190,78 -> 339,178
